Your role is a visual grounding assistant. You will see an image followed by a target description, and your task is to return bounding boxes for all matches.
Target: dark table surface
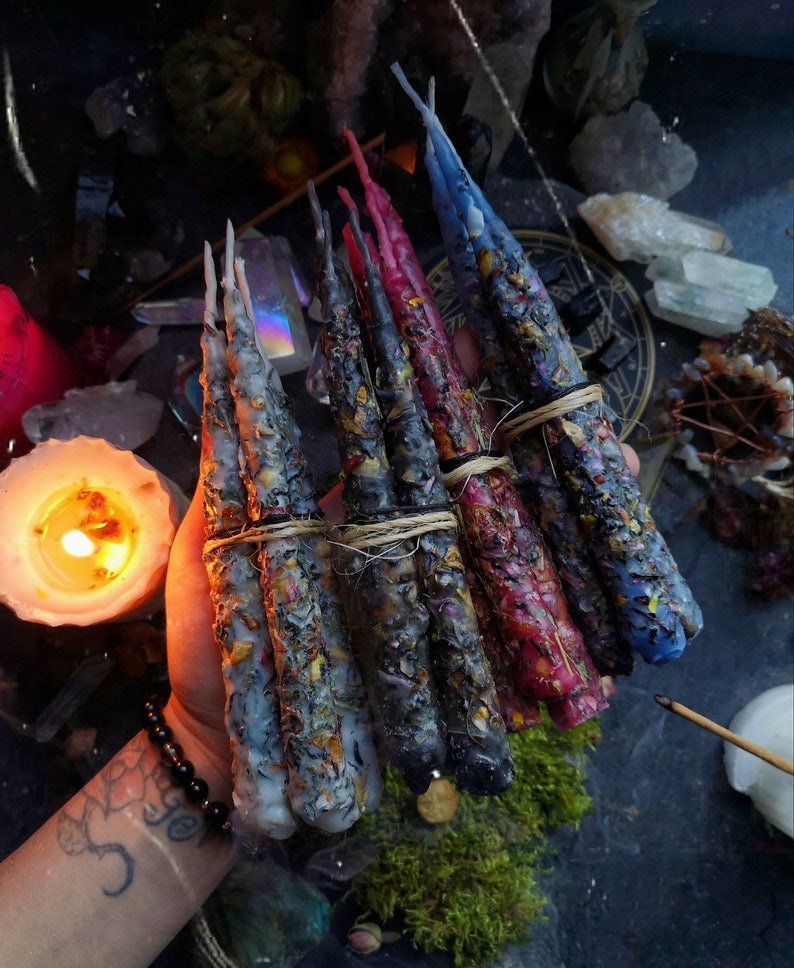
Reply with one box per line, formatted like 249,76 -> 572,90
1,8 -> 792,967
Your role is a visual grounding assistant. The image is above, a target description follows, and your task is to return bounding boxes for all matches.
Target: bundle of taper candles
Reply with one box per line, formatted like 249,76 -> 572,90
197,73 -> 701,839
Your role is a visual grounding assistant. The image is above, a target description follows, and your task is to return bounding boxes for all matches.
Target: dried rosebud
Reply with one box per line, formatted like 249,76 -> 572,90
346,922 -> 382,956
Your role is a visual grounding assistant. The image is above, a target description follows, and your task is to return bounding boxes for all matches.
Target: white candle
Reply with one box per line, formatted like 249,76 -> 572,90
724,684 -> 794,838
0,436 -> 183,626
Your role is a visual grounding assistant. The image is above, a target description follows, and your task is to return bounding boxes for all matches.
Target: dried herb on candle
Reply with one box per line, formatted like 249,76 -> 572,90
340,190 -> 514,793
393,65 -> 702,665
223,223 -> 362,833
199,243 -> 297,840
464,557 -> 542,733
512,435 -> 632,676
231,230 -> 382,817
342,130 -> 600,721
337,143 -> 537,729
485,226 -> 701,662
310,186 -> 446,795
416,124 -> 629,677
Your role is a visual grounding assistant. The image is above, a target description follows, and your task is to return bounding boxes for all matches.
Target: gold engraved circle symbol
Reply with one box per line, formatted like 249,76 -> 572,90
425,229 -> 655,442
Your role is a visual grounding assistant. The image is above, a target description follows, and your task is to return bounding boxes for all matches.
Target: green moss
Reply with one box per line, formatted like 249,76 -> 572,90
350,712 -> 599,967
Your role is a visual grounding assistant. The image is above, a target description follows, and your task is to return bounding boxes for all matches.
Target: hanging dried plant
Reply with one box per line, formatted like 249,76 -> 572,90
160,31 -> 303,166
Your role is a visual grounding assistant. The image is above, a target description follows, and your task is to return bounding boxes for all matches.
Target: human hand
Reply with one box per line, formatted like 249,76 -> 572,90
162,488 -> 233,803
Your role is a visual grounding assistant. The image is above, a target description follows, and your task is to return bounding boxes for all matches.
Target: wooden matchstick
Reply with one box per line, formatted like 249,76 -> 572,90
655,695 -> 794,775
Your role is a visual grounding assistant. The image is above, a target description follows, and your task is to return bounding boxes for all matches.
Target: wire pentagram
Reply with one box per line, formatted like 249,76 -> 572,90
664,353 -> 793,482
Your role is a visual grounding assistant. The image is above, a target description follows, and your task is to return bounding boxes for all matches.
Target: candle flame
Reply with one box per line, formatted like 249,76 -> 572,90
60,529 -> 95,558
34,486 -> 138,591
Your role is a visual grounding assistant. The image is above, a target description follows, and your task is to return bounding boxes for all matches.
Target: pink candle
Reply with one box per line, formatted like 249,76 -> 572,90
0,286 -> 76,468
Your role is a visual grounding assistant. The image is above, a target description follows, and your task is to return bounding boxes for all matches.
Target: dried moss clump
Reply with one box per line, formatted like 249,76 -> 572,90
351,713 -> 599,967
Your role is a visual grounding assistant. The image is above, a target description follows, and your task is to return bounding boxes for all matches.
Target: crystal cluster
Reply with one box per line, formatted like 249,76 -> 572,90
569,101 -> 697,199
578,191 -> 778,337
578,192 -> 729,263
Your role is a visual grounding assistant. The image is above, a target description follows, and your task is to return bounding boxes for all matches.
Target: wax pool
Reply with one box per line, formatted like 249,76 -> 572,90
33,485 -> 138,593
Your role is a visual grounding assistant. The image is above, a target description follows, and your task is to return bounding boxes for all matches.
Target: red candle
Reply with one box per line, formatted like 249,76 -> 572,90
0,286 -> 76,468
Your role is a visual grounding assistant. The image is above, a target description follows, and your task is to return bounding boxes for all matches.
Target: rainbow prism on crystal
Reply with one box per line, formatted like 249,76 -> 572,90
228,235 -> 313,371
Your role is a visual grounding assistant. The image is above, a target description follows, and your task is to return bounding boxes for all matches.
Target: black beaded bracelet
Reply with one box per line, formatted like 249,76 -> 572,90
142,695 -> 232,836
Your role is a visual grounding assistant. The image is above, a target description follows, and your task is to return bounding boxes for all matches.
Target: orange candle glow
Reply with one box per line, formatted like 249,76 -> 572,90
0,436 -> 183,625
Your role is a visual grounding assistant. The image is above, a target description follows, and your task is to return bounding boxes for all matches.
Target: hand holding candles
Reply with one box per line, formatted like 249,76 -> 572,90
0,436 -> 184,626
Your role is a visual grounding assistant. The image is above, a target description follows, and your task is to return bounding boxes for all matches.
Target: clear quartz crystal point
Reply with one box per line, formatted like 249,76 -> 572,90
652,279 -> 749,331
228,234 -> 313,375
644,250 -> 778,336
578,192 -> 730,263
644,287 -> 747,338
463,42 -> 534,171
682,250 -> 777,308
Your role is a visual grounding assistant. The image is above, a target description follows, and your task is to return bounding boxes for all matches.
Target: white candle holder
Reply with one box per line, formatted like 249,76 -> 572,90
0,436 -> 184,626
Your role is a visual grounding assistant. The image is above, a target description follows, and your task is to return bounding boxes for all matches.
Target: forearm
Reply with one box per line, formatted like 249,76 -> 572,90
0,707 -> 235,968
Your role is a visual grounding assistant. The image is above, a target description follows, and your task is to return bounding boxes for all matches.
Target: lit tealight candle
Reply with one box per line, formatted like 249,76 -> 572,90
0,436 -> 183,626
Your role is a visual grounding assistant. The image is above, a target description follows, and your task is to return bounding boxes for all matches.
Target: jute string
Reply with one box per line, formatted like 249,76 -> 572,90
333,509 -> 459,552
442,453 -> 514,488
501,384 -> 603,442
203,516 -> 328,554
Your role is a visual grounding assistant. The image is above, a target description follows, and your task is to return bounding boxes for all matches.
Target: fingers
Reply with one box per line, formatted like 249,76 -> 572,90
165,487 -> 225,720
166,487 -> 210,637
621,443 -> 640,478
452,324 -> 481,381
318,480 -> 344,522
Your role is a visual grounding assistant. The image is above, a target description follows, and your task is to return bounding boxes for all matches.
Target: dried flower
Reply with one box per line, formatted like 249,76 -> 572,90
747,551 -> 794,601
261,137 -> 319,195
347,921 -> 382,955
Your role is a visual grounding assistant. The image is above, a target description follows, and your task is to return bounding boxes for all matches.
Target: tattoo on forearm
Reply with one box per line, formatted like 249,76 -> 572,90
56,733 -> 213,897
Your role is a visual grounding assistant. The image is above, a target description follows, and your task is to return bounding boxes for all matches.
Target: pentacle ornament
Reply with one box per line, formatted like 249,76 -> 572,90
426,229 -> 655,441
661,350 -> 793,486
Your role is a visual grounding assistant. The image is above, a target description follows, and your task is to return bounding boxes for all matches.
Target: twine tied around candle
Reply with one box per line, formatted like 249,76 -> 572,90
332,508 -> 459,554
441,451 -> 515,489
501,382 -> 604,443
203,514 -> 329,555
